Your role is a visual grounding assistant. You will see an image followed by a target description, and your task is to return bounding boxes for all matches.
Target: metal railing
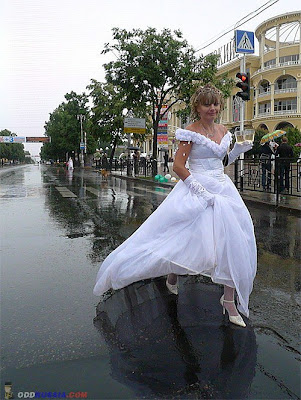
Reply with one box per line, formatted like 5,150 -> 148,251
234,156 -> 301,206
105,156 -> 301,207
100,158 -> 158,177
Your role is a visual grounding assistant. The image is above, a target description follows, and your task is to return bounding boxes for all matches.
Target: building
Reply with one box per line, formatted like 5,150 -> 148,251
218,11 -> 301,132
139,12 -> 301,159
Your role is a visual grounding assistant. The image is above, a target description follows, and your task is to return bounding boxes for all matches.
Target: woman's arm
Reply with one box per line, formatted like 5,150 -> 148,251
173,141 -> 193,181
173,140 -> 214,207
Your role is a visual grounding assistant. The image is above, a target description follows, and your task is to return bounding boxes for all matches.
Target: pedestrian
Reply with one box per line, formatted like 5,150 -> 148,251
67,157 -> 73,170
93,84 -> 256,328
133,150 -> 140,176
275,136 -> 294,193
259,141 -> 274,191
101,153 -> 109,170
163,151 -> 169,173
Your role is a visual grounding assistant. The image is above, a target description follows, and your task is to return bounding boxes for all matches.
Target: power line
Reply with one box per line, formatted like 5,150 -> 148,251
194,0 -> 279,53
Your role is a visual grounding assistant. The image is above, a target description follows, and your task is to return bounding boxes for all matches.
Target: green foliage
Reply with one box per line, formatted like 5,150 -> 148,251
251,126 -> 301,158
41,91 -> 94,161
0,129 -> 26,162
250,128 -> 268,156
283,126 -> 301,158
87,80 -> 129,161
102,27 -> 228,161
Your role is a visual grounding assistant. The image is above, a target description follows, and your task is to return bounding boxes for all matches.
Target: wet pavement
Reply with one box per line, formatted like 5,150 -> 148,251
1,165 -> 300,399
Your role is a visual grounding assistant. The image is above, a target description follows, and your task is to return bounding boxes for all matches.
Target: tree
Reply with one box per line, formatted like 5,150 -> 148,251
284,126 -> 301,159
102,28 -> 231,173
41,91 -> 96,161
0,129 -> 26,162
252,126 -> 301,159
87,80 -> 128,164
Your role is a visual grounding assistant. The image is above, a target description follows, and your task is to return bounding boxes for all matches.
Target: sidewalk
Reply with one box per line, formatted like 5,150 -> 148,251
109,166 -> 301,214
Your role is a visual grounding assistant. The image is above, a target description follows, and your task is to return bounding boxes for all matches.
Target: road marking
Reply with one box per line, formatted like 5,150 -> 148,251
132,186 -> 169,196
55,186 -> 77,198
86,186 -> 100,196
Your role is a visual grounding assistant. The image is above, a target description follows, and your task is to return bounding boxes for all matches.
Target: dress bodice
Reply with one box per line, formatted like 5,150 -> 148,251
175,128 -> 232,181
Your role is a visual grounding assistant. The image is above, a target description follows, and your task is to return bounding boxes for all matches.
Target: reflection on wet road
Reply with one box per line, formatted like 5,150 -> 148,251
1,165 -> 300,399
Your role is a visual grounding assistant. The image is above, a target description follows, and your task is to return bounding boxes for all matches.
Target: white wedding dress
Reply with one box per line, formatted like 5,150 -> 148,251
93,129 -> 257,317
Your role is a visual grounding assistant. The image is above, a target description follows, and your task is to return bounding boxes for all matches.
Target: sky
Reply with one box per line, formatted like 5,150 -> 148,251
1,0 -> 300,156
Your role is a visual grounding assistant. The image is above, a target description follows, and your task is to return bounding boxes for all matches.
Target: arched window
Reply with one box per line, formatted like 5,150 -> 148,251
258,80 -> 270,95
274,122 -> 294,130
258,124 -> 268,131
275,75 -> 297,92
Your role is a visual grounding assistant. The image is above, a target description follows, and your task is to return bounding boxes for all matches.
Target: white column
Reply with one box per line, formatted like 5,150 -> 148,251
276,25 -> 280,65
255,88 -> 259,118
297,79 -> 301,113
260,33 -> 265,68
299,21 -> 301,62
270,83 -> 275,116
227,97 -> 231,123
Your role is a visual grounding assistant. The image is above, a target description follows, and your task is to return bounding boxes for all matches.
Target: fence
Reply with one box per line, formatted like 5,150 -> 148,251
99,158 -> 158,177
102,156 -> 301,205
234,156 -> 301,206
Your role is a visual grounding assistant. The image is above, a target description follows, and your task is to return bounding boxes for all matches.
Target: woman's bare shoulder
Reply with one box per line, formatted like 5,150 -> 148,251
185,121 -> 199,132
216,123 -> 228,135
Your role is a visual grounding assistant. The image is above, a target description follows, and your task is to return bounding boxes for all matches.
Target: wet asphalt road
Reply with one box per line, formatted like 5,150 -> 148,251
1,165 -> 300,400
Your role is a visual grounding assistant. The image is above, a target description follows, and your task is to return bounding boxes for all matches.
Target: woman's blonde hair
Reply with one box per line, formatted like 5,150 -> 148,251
190,84 -> 224,121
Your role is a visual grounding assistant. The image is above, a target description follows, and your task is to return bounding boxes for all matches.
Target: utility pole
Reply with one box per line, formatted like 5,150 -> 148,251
77,114 -> 85,168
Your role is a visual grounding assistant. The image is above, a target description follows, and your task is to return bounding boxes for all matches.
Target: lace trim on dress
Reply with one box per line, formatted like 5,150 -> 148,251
175,128 -> 232,158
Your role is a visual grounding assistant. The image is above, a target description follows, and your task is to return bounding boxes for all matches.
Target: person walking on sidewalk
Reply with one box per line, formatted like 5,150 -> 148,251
275,136 -> 294,193
163,152 -> 169,173
93,84 -> 256,328
259,141 -> 274,191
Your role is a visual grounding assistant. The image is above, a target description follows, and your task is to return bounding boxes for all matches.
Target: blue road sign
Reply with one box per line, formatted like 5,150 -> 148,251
235,30 -> 255,54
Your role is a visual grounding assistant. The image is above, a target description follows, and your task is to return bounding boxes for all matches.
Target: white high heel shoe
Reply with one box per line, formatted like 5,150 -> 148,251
220,295 -> 246,328
166,278 -> 178,295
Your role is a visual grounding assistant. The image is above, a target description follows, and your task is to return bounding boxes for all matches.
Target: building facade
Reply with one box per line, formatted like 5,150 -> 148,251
139,12 -> 301,159
218,11 -> 301,132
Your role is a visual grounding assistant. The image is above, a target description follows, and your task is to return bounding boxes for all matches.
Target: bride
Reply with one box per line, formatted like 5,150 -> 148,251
93,84 -> 257,328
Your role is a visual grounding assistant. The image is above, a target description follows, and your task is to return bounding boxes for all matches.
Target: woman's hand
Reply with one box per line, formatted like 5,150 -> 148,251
227,141 -> 253,165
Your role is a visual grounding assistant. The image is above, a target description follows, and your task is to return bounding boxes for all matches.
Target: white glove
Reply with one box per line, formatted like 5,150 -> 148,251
184,174 -> 214,207
227,141 -> 253,165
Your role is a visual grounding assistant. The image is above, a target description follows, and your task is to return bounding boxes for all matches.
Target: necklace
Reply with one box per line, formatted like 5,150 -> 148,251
200,122 -> 216,139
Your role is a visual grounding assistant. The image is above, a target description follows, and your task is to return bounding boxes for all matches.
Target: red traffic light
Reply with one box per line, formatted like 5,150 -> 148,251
236,72 -> 250,101
236,72 -> 248,82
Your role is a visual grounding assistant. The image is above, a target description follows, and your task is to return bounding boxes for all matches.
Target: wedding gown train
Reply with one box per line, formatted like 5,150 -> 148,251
93,129 -> 257,317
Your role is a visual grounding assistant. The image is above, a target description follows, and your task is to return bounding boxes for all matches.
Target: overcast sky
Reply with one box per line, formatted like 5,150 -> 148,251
1,0 -> 300,155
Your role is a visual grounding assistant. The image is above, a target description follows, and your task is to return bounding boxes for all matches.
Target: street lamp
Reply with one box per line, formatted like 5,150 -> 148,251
77,114 -> 85,168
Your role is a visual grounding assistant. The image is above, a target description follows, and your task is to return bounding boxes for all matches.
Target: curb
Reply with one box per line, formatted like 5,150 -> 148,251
110,172 -> 301,214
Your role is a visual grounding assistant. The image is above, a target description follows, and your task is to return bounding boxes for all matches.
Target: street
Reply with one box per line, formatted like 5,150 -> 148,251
1,165 -> 300,399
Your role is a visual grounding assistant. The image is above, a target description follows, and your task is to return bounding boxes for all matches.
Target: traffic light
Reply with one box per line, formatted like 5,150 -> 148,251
236,72 -> 250,101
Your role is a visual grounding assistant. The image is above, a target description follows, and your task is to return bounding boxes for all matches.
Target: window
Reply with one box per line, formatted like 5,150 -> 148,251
264,59 -> 276,68
279,54 -> 299,64
259,81 -> 270,94
258,102 -> 271,114
232,96 -> 240,122
274,98 -> 297,112
275,76 -> 297,90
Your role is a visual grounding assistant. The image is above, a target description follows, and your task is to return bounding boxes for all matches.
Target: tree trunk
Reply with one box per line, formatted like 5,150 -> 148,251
109,136 -> 118,169
152,124 -> 158,176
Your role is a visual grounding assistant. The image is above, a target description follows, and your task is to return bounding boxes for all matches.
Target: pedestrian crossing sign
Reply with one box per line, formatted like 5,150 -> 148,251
235,30 -> 255,54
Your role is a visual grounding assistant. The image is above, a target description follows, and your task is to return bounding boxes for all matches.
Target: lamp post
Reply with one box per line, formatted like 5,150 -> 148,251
122,108 -> 133,176
77,114 -> 85,168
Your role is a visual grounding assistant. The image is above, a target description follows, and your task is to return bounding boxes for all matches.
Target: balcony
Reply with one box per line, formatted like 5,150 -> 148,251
254,60 -> 301,74
257,111 -> 271,117
279,60 -> 299,67
274,109 -> 297,115
274,87 -> 297,94
258,90 -> 271,98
